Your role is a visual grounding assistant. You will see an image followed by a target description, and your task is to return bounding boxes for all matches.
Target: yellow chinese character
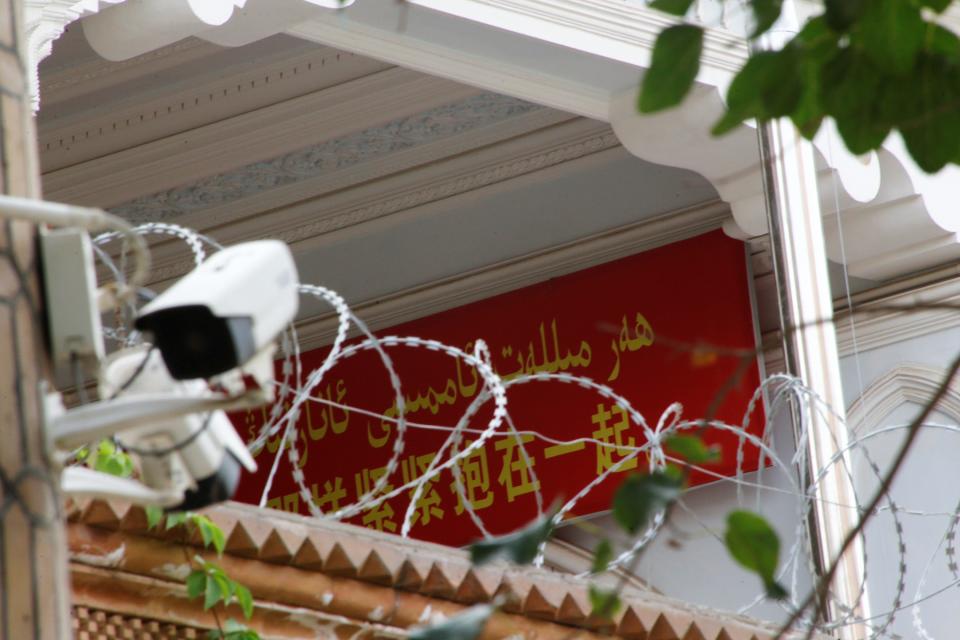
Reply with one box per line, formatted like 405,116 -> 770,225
311,478 -> 347,513
354,466 -> 397,532
591,403 -> 638,475
401,453 -> 445,526
283,491 -> 300,514
495,435 -> 540,502
450,441 -> 494,515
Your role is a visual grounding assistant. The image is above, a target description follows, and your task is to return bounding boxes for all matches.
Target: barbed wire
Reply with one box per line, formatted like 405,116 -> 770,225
90,222 -> 960,640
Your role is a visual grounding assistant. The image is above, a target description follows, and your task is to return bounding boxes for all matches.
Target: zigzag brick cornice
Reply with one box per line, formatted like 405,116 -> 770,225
67,498 -> 811,640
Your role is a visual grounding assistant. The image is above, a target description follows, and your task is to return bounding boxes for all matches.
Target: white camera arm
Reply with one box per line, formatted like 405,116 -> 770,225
48,391 -> 262,452
61,466 -> 185,507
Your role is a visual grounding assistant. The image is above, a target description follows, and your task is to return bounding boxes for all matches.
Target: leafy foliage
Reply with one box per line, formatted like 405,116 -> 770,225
642,0 -> 960,172
145,505 -> 165,530
665,434 -> 721,464
188,557 -> 255,618
469,512 -> 556,565
87,439 -> 134,477
724,510 -> 788,599
207,619 -> 259,640
639,25 -> 704,113
408,604 -> 494,640
592,539 -> 614,573
612,468 -> 684,534
147,509 -> 259,638
588,584 -> 622,619
649,0 -> 696,16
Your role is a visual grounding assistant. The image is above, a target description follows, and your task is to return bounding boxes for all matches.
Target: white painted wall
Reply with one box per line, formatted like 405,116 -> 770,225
838,326 -> 960,640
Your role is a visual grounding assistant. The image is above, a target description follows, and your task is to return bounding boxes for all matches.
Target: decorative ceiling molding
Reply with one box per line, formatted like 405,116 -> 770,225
39,37 -> 217,106
40,46 -> 390,172
286,16 -> 612,121
109,92 -> 547,223
834,276 -> 960,358
42,68 -> 482,207
290,199 -> 730,352
137,121 -> 621,286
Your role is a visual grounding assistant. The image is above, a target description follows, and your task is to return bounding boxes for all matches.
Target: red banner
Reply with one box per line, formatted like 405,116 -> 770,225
232,230 -> 764,546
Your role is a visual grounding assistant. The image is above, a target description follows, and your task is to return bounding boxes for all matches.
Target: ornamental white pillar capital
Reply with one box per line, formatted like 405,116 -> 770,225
24,0 -> 127,111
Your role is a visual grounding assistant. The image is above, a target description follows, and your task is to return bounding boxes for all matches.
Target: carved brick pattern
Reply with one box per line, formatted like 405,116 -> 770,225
72,607 -> 201,640
109,93 -> 543,223
67,499 -> 810,640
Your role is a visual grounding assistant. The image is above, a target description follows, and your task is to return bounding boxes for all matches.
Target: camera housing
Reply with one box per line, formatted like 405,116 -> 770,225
46,238 -> 301,510
136,240 -> 298,380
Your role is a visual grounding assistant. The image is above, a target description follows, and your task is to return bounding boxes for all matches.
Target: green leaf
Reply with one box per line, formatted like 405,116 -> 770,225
713,52 -> 779,135
649,0 -> 695,16
926,24 -> 960,61
91,439 -> 134,478
190,516 -> 226,555
749,0 -> 783,38
165,511 -> 190,530
824,0 -> 866,31
639,25 -> 703,113
592,539 -> 614,573
898,56 -> 960,172
409,604 -> 494,640
795,16 -> 841,63
210,523 -> 226,556
820,49 -> 890,153
186,570 -> 207,599
145,505 -> 165,530
920,0 -> 951,13
612,471 -> 683,535
724,510 -> 788,599
853,0 -> 925,75
233,584 -> 254,620
208,619 -> 259,640
665,435 -> 721,464
205,573 -> 225,610
588,585 -> 622,620
197,518 -> 214,550
214,574 -> 234,601
469,512 -> 555,566
712,47 -> 802,135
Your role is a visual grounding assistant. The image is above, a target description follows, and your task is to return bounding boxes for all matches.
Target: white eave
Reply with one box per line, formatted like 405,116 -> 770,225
27,0 -> 960,283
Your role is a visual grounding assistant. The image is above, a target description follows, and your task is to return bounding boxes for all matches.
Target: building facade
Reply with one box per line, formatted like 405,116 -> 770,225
22,1 -> 960,638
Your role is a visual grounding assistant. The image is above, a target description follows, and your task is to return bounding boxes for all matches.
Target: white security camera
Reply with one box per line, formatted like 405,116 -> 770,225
103,347 -> 257,510
50,346 -> 260,510
45,239 -> 301,509
135,240 -> 299,380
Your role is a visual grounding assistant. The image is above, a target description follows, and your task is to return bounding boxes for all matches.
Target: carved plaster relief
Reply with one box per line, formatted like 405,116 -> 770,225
110,93 -> 544,223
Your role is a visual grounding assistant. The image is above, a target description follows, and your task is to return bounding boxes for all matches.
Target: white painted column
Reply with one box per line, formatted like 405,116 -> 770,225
758,7 -> 871,636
